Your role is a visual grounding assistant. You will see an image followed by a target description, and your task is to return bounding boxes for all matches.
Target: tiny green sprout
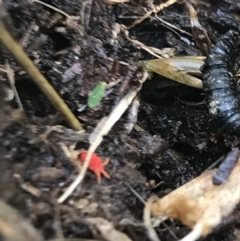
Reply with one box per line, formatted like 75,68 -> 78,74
87,82 -> 107,109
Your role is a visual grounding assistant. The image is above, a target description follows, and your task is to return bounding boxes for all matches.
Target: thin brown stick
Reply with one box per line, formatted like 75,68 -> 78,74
125,0 -> 178,29
5,61 -> 24,110
32,0 -> 73,20
0,21 -> 83,131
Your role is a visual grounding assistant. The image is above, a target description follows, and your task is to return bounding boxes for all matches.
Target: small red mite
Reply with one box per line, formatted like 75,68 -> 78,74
78,150 -> 110,183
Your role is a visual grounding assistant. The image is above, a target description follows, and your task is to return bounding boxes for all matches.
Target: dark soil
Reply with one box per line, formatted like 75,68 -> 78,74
1,0 -> 240,241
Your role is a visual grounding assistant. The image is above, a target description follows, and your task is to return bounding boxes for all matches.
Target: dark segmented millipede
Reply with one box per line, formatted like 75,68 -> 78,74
202,30 -> 240,134
202,31 -> 240,184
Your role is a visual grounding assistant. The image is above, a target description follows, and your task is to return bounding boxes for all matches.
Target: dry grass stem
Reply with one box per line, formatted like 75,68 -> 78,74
125,0 -> 179,29
58,71 -> 148,203
5,61 -> 24,110
0,21 -> 83,131
31,0 -> 73,20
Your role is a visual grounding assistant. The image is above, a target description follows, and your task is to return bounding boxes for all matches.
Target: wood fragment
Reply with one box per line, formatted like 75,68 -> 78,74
31,0 -> 73,20
150,155 -> 240,241
87,217 -> 133,241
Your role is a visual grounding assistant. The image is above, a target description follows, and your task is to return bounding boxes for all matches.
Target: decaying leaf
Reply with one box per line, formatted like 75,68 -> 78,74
87,82 -> 106,109
141,57 -> 203,89
186,1 -> 211,55
87,217 -> 133,241
150,156 -> 240,241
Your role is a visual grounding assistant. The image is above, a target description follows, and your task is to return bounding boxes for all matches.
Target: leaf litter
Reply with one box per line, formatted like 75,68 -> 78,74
1,0 -> 240,241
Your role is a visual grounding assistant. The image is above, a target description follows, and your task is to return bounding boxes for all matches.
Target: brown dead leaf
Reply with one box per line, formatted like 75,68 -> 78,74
150,156 -> 240,241
87,217 -> 133,241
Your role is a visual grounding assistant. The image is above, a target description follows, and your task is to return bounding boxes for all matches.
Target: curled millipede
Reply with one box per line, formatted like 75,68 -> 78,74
213,148 -> 240,185
202,30 -> 240,134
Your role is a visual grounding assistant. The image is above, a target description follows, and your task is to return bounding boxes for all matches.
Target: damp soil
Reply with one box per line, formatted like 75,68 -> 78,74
1,0 -> 240,241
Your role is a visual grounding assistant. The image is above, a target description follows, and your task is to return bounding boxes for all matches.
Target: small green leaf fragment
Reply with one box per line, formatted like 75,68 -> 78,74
87,82 -> 106,109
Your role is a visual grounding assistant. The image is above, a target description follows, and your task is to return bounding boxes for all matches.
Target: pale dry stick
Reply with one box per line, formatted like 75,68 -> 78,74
20,182 -> 42,197
154,14 -> 192,37
122,27 -> 170,59
125,0 -> 179,30
87,217 -> 133,241
0,21 -> 83,131
125,97 -> 139,133
58,146 -> 94,203
0,67 -> 7,73
14,174 -> 42,197
30,0 -> 73,20
81,0 -> 93,27
120,219 -> 145,227
20,22 -> 34,48
81,0 -> 89,26
154,180 -> 164,189
144,196 -> 161,241
58,71 -> 149,203
125,183 -> 161,241
107,57 -> 129,66
106,78 -> 122,89
161,222 -> 178,241
58,90 -> 138,203
124,182 -> 146,204
105,0 -> 130,4
126,182 -> 178,241
179,223 -> 202,241
125,183 -> 178,241
5,61 -> 24,110
204,155 -> 225,172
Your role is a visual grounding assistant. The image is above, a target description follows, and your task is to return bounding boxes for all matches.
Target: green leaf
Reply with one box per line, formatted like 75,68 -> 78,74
87,82 -> 106,109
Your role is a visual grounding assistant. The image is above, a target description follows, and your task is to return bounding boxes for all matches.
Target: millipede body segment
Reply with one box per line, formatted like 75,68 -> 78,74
202,30 -> 240,134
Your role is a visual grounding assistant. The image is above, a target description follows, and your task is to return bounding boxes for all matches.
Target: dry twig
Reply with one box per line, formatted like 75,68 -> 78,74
87,217 -> 133,241
144,196 -> 161,241
58,71 -> 148,203
5,61 -> 23,110
122,27 -> 175,59
0,21 -> 83,131
30,0 -> 73,20
105,0 -> 130,4
124,0 -> 180,29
